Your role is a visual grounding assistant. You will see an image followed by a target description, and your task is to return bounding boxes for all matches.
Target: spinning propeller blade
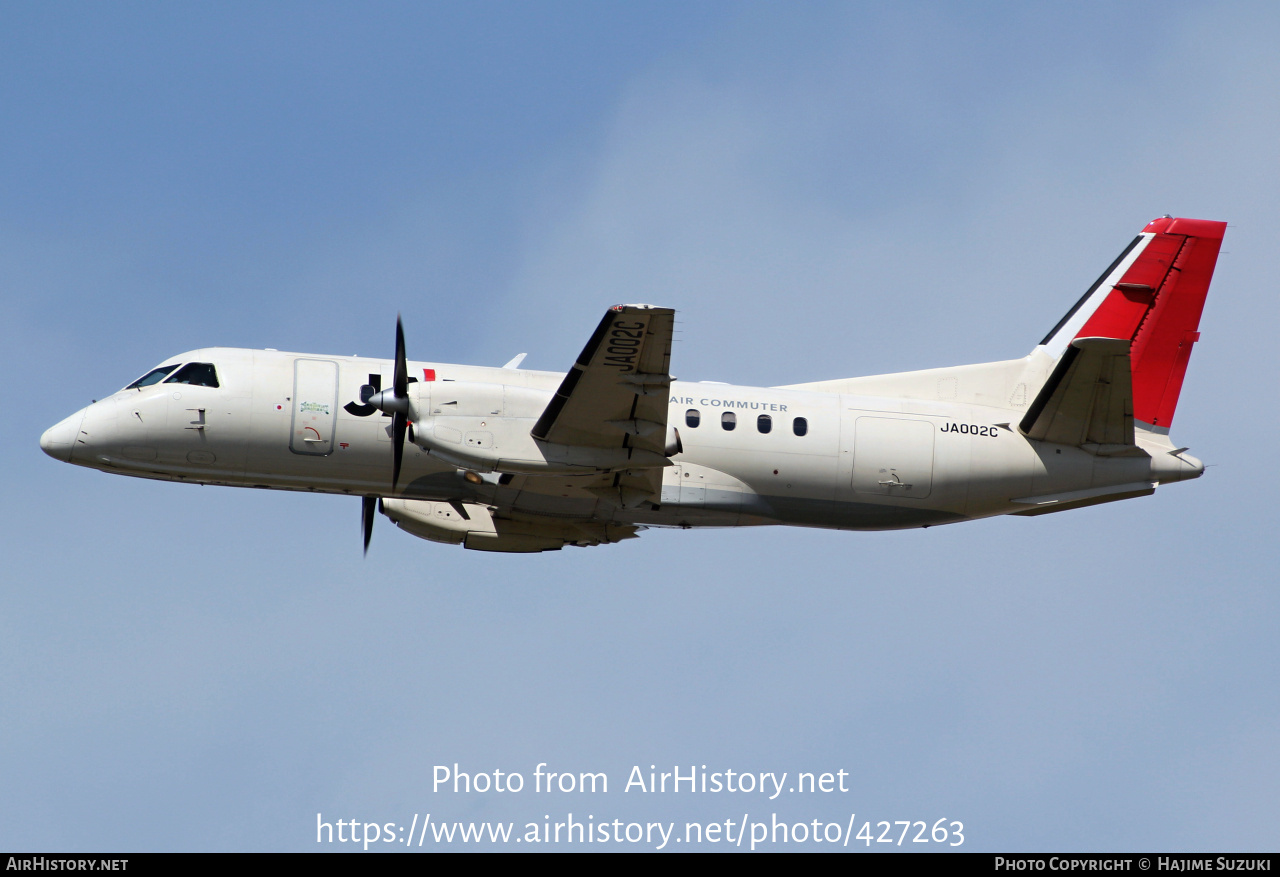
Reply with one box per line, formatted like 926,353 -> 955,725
391,315 -> 408,490
366,314 -> 413,492
361,495 -> 377,555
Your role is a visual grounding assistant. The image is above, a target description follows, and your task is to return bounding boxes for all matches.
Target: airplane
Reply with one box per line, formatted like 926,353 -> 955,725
40,215 -> 1223,554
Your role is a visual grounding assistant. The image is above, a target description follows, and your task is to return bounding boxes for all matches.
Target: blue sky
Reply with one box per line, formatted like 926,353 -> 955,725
3,2 -> 1278,851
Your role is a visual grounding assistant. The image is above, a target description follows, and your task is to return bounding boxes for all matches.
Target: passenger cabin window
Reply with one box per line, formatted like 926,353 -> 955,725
125,365 -> 179,389
164,362 -> 220,388
793,416 -> 808,436
686,409 -> 700,428
757,414 -> 772,434
721,411 -> 736,431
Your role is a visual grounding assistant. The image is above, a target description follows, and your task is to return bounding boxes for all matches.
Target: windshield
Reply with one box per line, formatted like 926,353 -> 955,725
125,365 -> 179,389
163,362 -> 220,388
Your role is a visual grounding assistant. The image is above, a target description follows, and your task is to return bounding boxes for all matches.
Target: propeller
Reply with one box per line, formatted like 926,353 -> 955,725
365,315 -> 411,490
360,315 -> 412,556
361,495 -> 377,555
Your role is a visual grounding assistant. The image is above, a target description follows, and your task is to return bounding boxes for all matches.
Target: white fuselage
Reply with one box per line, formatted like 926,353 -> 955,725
41,347 -> 1202,535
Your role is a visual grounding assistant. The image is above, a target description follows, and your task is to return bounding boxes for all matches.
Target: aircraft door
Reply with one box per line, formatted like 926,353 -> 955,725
851,416 -> 934,498
290,359 -> 339,455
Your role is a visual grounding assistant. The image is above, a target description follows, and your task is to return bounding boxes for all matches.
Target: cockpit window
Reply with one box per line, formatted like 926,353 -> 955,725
125,365 -> 179,389
163,362 -> 220,388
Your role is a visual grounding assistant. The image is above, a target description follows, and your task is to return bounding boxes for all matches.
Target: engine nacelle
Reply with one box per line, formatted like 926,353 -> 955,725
405,381 -> 673,475
380,498 -> 639,553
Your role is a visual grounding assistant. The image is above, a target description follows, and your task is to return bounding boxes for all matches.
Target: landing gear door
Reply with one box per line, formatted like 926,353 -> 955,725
290,359 -> 339,456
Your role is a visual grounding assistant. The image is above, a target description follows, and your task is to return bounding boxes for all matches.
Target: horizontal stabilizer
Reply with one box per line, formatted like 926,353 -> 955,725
1020,337 -> 1135,448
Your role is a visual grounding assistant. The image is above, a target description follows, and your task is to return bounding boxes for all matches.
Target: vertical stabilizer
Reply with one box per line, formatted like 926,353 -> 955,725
1036,217 -> 1225,430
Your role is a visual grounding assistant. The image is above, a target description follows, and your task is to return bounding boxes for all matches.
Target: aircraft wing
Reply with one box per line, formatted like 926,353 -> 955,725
529,304 -> 675,507
531,303 -> 675,455
1019,337 -> 1137,450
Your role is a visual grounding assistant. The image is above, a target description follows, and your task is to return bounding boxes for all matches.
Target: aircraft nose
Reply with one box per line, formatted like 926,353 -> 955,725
40,411 -> 85,463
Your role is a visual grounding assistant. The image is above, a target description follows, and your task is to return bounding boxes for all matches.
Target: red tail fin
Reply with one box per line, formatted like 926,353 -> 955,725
1045,217 -> 1225,429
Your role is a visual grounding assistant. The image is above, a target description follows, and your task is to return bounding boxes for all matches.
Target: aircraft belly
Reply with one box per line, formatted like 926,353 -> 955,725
761,495 -> 965,530
649,443 -> 972,530
620,499 -> 751,529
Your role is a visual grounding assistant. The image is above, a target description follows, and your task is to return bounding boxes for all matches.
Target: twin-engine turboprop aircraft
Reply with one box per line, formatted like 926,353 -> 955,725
41,216 -> 1223,553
